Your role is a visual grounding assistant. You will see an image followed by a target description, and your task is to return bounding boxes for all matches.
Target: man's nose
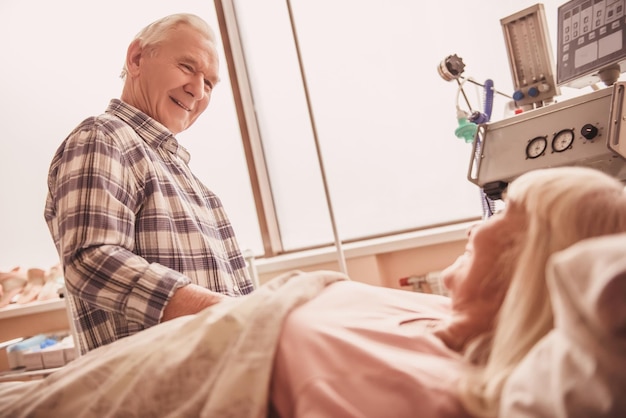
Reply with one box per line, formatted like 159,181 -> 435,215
186,75 -> 206,100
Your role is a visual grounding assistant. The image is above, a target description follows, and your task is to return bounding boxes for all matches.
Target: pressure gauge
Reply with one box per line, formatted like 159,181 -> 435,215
526,136 -> 547,159
501,4 -> 559,107
552,129 -> 575,152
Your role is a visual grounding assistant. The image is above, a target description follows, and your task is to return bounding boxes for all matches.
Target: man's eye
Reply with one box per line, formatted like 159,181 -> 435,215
180,64 -> 193,72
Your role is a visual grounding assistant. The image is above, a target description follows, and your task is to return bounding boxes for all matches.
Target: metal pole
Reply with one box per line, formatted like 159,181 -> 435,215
285,0 -> 348,275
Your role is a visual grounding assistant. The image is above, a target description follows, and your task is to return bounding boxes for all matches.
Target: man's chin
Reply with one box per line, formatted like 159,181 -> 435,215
164,121 -> 187,135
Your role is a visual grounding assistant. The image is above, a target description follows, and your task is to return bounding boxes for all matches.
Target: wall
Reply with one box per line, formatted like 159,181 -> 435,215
257,239 -> 466,289
0,0 -> 259,270
255,223 -> 470,288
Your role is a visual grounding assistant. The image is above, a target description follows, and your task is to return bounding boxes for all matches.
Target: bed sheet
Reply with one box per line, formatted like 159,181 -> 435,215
0,270 -> 348,418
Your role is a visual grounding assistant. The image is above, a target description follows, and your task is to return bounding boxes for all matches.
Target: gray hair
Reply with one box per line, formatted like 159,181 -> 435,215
120,13 -> 216,79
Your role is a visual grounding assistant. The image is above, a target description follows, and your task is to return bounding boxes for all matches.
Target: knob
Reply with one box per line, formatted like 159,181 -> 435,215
581,124 -> 599,140
528,87 -> 540,97
513,90 -> 525,101
538,83 -> 551,92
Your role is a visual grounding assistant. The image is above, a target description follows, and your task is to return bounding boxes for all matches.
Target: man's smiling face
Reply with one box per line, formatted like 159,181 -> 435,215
124,24 -> 220,134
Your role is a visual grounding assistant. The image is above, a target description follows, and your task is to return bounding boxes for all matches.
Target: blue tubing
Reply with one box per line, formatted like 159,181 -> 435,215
483,79 -> 494,122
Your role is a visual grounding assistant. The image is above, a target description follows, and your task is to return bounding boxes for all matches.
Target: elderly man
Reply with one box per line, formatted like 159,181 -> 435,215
45,14 -> 254,354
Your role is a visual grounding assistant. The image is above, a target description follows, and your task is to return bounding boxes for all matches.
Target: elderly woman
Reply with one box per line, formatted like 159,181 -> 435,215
270,165 -> 626,417
0,166 -> 625,418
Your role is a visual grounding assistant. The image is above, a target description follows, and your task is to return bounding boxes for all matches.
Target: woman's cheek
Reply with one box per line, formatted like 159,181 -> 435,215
441,253 -> 469,293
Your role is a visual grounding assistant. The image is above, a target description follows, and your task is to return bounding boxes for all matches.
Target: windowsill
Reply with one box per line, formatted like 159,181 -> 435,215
0,299 -> 66,321
254,220 -> 474,275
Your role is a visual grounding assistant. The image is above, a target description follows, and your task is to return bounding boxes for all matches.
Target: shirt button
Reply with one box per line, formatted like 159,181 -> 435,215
233,285 -> 239,292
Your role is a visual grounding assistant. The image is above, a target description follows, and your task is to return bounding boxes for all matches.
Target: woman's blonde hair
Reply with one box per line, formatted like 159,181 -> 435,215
120,13 -> 216,79
459,166 -> 626,418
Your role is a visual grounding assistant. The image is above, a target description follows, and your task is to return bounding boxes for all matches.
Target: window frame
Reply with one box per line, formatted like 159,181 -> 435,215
215,0 -> 284,256
214,0 -> 483,258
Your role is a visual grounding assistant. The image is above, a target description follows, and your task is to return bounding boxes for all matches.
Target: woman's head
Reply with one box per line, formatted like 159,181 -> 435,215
459,166 -> 626,418
437,200 -> 526,351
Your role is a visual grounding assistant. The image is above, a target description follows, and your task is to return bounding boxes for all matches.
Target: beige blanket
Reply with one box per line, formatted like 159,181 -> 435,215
0,270 -> 348,418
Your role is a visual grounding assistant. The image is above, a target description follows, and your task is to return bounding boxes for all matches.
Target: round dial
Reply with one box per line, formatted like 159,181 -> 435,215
525,136 -> 547,159
552,129 -> 575,152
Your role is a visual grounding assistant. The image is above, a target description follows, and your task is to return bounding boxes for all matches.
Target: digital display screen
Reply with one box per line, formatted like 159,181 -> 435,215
557,0 -> 626,87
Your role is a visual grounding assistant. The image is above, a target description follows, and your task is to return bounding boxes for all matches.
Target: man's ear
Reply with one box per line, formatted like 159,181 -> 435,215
125,39 -> 143,77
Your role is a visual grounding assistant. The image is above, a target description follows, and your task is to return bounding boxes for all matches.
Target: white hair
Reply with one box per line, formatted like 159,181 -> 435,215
120,13 -> 216,79
459,166 -> 626,418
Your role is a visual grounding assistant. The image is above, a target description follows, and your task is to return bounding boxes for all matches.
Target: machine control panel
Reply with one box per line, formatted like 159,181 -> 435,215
557,0 -> 626,87
468,83 -> 626,199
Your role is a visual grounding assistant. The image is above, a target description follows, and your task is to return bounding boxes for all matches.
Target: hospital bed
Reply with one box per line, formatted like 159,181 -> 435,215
0,232 -> 623,417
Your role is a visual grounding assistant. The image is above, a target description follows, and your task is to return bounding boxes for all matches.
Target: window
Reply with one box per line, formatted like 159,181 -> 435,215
217,0 -> 560,254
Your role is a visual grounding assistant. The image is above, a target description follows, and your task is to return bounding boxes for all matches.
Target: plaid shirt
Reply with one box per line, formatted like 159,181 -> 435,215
45,99 -> 254,354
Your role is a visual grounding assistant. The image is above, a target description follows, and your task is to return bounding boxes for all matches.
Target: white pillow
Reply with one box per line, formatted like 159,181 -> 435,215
499,233 -> 626,418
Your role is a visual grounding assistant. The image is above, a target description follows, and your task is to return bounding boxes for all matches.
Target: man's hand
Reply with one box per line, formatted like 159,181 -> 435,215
161,283 -> 229,321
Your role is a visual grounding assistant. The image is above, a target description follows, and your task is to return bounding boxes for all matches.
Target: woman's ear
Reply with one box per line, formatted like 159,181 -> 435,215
125,39 -> 143,78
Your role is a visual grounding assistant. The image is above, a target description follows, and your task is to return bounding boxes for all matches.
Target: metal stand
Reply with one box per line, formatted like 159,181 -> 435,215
285,0 -> 348,275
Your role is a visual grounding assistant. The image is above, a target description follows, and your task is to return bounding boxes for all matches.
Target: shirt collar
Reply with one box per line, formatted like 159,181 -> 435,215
105,99 -> 191,163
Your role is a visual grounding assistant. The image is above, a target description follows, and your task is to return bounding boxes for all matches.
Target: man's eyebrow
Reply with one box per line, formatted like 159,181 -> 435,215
180,55 -> 219,87
179,55 -> 198,67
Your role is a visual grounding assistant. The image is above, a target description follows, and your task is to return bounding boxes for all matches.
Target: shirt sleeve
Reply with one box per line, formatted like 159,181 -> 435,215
48,122 -> 189,327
